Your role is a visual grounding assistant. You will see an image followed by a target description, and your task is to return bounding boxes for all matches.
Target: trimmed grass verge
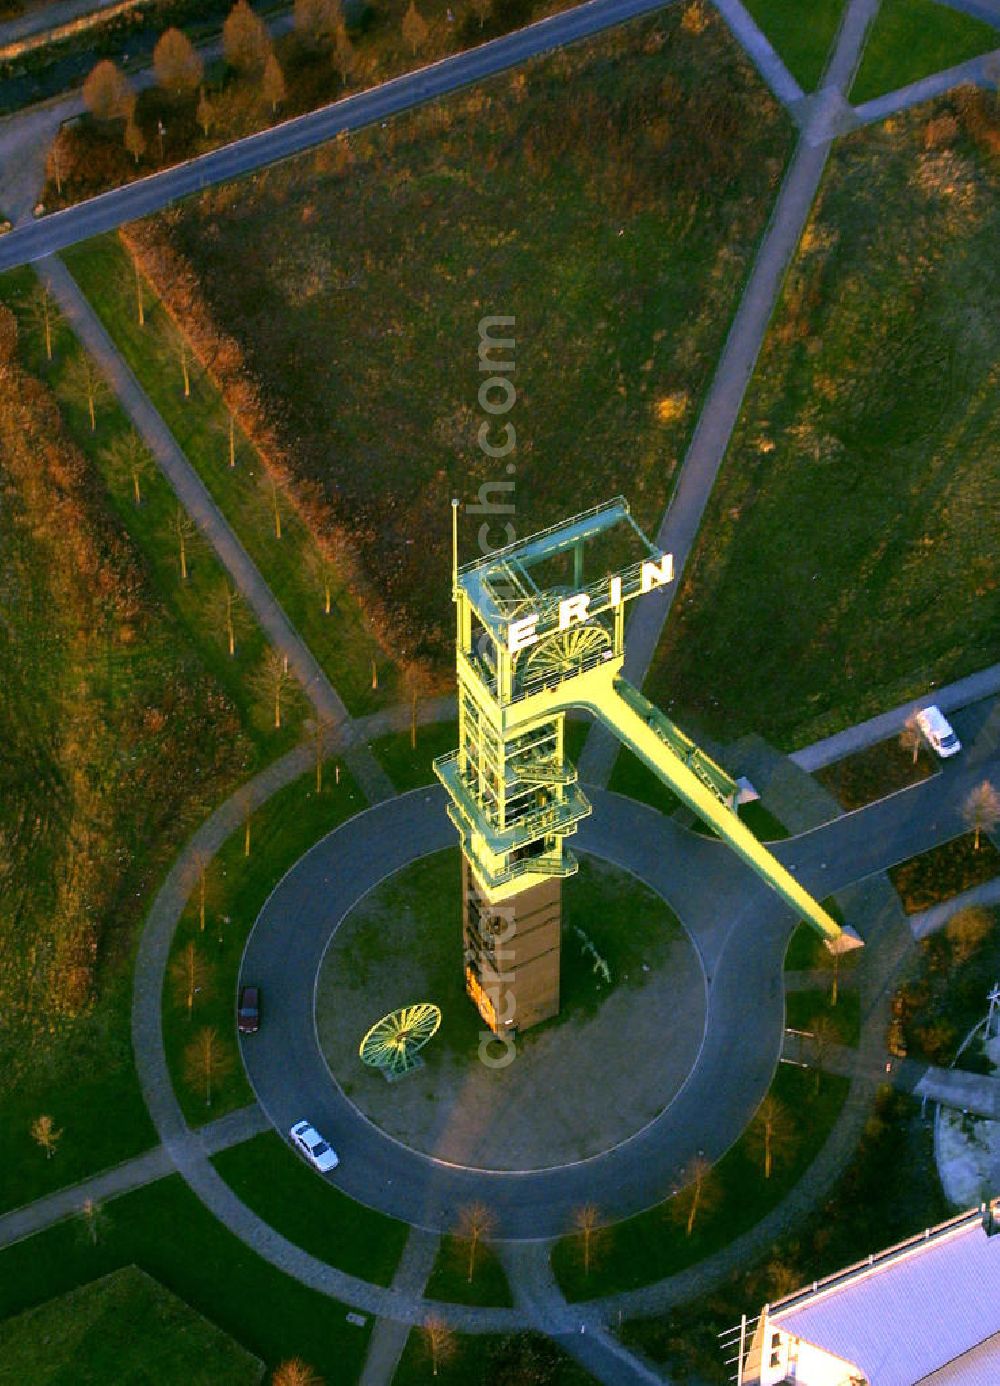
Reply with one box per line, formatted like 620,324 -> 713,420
423,1235 -> 513,1307
0,1266 -> 263,1385
742,0 -> 847,90
817,737 -> 935,810
0,1176 -> 372,1383
889,833 -> 1000,914
212,1132 -> 407,1287
851,0 -> 999,103
551,1064 -> 849,1299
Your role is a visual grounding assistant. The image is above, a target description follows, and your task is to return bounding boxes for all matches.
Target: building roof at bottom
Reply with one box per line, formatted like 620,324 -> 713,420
772,1214 -> 1000,1386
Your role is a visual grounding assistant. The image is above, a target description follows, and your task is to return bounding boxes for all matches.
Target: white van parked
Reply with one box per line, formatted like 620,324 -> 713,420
915,705 -> 961,759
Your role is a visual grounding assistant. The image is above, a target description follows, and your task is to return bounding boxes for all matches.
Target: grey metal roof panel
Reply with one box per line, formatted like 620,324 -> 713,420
774,1219 -> 1000,1386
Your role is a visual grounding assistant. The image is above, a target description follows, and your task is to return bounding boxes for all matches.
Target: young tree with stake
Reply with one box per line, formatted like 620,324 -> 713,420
170,938 -> 210,1019
184,1026 -> 232,1106
456,1202 -> 496,1282
30,1114 -> 62,1159
963,780 -> 1000,850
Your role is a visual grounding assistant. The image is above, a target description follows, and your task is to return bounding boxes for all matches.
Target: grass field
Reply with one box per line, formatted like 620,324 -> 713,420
648,92 -> 1000,751
212,1132 -> 408,1286
742,0 -> 846,90
61,236 -> 398,715
0,1266 -> 263,1384
371,720 -> 459,790
851,0 -> 999,103
0,267 -> 290,1211
163,760 -> 364,1124
786,985 -> 861,1046
0,1177 -> 371,1383
161,7 -> 792,669
551,1064 -> 849,1299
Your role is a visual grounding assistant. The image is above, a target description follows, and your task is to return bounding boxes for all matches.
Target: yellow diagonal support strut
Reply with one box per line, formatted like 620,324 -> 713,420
575,676 -> 861,952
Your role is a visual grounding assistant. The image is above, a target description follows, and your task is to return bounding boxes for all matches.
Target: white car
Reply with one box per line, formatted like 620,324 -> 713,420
289,1120 -> 339,1172
915,705 -> 961,759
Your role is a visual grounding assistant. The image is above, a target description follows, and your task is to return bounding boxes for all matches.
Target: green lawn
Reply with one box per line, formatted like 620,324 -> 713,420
784,898 -> 849,971
648,93 -> 1000,751
394,1329 -> 595,1386
0,1266 -> 263,1385
786,985 -> 861,1046
851,0 -> 999,103
743,0 -> 847,90
552,1064 -> 849,1299
163,761 -> 364,1124
423,1236 -> 513,1307
164,6 -> 793,672
0,1177 -> 371,1383
212,1132 -> 407,1286
371,720 -> 459,790
61,235 -> 399,715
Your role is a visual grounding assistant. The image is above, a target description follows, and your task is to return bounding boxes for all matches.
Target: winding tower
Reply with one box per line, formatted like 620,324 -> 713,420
434,498 -> 860,1037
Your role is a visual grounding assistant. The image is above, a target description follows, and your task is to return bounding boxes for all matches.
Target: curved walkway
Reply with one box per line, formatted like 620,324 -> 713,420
240,787 -> 789,1238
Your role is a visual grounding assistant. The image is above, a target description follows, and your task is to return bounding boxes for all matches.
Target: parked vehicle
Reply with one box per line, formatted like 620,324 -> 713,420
915,706 -> 961,759
290,1119 -> 339,1172
237,985 -> 260,1034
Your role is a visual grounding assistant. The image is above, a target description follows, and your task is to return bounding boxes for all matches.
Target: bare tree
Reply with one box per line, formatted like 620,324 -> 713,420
170,938 -> 210,1019
306,545 -> 335,615
216,580 -> 243,656
262,52 -> 287,113
818,939 -> 841,1007
178,337 -> 193,398
272,1361 -> 323,1386
963,780 -> 1000,850
30,1114 -> 62,1159
64,352 -> 109,431
213,408 -> 238,468
268,472 -> 283,539
571,1203 -> 601,1274
196,87 -> 215,137
104,430 -> 150,505
261,647 -> 293,729
401,0 -> 429,55
125,117 -> 147,166
23,283 -> 55,361
223,0 -> 272,75
45,129 -> 74,199
82,59 -> 134,121
238,787 -> 253,857
184,1026 -> 232,1106
309,718 -> 333,793
153,27 -> 204,96
371,657 -> 379,691
334,26 -> 357,85
900,713 -> 923,766
456,1202 -> 496,1282
749,1093 -> 795,1179
171,506 -> 196,580
946,906 -> 992,965
669,1156 -> 718,1238
133,259 -> 146,326
810,1015 -> 839,1095
422,1316 -> 456,1378
78,1197 -> 110,1246
190,848 -> 211,932
470,0 -> 492,27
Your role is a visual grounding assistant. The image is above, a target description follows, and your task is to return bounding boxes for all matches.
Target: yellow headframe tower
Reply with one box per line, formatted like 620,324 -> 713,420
434,498 -> 860,1037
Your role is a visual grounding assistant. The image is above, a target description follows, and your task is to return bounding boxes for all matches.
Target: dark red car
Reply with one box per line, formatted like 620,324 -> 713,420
237,985 -> 260,1034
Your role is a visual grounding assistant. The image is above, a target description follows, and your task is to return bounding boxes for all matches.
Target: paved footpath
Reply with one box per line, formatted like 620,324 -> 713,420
37,254 -> 393,804
358,1228 -> 440,1386
579,0 -> 882,787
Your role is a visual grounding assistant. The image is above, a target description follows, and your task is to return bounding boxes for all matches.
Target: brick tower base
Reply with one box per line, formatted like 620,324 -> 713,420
461,858 -> 561,1034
